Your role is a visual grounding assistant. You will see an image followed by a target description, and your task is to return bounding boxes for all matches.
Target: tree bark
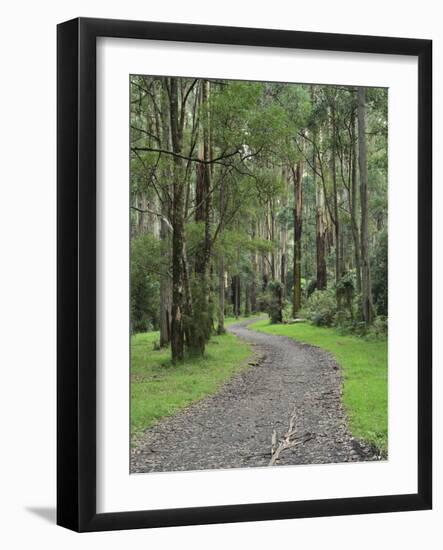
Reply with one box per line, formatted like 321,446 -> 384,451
217,260 -> 225,334
231,274 -> 241,317
159,216 -> 172,347
250,220 -> 258,313
270,202 -> 276,280
357,87 -> 374,325
244,283 -> 251,316
217,177 -> 226,334
159,83 -> 172,347
314,139 -> 327,291
292,161 -> 303,317
331,112 -> 342,289
169,78 -> 185,362
191,79 -> 213,354
350,108 -> 362,295
280,167 -> 288,292
236,275 -> 241,317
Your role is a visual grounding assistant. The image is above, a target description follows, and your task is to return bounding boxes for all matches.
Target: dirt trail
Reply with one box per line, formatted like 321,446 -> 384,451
131,318 -> 377,473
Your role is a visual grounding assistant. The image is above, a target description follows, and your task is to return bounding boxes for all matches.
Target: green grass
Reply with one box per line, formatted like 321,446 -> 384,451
250,319 -> 388,454
131,329 -> 252,441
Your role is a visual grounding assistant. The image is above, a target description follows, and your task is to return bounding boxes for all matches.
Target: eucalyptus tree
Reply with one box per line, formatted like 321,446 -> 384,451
357,86 -> 374,325
129,77 -> 388,362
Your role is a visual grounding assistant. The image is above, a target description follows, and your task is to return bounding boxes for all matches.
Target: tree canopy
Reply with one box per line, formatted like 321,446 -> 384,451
130,76 -> 388,361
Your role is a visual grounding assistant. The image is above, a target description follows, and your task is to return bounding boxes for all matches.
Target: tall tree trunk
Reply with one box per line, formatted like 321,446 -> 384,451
159,84 -> 172,348
171,174 -> 185,362
159,215 -> 172,347
169,78 -> 185,363
270,202 -> 276,280
192,79 -> 213,354
181,243 -> 194,349
314,142 -> 327,291
250,221 -> 258,313
236,275 -> 241,317
350,108 -> 362,295
244,283 -> 251,316
231,275 -> 235,314
217,261 -> 225,334
331,114 -> 342,289
280,251 -> 287,290
217,177 -> 226,334
275,282 -> 283,323
292,161 -> 303,317
195,81 -> 211,271
231,275 -> 241,317
357,87 -> 374,325
280,167 -> 288,293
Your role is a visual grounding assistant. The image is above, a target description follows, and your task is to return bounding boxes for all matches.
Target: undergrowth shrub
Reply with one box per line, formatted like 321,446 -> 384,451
261,281 -> 286,323
365,315 -> 388,339
299,271 -> 387,339
301,288 -> 337,327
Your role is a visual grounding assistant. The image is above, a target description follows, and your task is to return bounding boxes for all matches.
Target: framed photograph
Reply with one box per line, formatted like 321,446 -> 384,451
57,17 -> 432,532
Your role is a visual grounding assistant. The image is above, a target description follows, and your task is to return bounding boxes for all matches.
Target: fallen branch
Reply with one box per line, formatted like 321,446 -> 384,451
269,409 -> 314,466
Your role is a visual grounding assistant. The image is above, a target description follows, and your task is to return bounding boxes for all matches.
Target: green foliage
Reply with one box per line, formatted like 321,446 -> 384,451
365,315 -> 388,339
301,271 -> 387,338
336,270 -> 357,324
130,234 -> 162,333
336,270 -> 355,298
372,229 -> 388,316
184,275 -> 215,355
261,280 -> 285,323
224,304 -> 234,318
306,278 -> 318,297
250,319 -> 388,453
213,228 -> 273,271
130,76 -> 388,363
301,288 -> 337,327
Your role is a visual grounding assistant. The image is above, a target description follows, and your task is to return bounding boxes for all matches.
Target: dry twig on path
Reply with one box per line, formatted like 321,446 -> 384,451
269,408 -> 314,466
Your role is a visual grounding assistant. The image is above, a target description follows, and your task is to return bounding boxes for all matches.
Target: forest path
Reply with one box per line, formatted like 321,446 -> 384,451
131,318 -> 375,473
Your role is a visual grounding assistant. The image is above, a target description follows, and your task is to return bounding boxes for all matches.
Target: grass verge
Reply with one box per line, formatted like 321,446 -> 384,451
250,319 -> 388,454
131,328 -> 252,441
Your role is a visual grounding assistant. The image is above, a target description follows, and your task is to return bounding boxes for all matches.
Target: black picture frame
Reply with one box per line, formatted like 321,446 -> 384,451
57,17 -> 432,532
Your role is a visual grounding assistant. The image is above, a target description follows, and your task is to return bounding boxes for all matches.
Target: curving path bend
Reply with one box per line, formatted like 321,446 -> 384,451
131,318 -> 378,473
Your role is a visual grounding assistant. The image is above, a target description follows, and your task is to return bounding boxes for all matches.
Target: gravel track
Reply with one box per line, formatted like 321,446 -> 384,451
131,318 -> 378,473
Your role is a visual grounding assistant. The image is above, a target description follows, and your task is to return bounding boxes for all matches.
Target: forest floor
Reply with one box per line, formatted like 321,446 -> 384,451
131,318 -> 380,473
